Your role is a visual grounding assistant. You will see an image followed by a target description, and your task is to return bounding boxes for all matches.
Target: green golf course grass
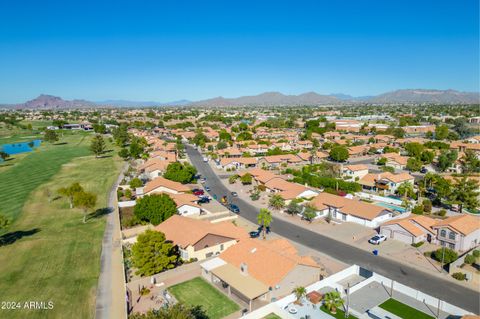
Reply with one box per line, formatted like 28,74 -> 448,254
0,132 -> 123,319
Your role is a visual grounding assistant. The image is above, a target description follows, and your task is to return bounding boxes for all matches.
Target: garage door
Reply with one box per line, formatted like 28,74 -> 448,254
393,231 -> 413,244
380,228 -> 392,238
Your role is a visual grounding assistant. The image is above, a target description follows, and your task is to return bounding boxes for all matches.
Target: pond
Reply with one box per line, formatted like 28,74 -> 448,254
0,139 -> 42,155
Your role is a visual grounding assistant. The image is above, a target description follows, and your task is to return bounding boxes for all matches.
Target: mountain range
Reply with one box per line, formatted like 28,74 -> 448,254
3,89 -> 479,109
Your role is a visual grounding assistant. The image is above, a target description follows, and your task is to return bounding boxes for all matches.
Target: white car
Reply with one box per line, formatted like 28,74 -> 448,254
369,234 -> 387,245
202,157 -> 208,162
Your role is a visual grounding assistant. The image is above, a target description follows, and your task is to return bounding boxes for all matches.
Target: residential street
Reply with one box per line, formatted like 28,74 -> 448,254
185,144 -> 480,314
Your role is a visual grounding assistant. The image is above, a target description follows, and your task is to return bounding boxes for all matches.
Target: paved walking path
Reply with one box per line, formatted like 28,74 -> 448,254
95,164 -> 128,319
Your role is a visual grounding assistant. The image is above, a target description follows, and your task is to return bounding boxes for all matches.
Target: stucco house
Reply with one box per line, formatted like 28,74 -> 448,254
155,215 -> 248,261
200,238 -> 320,311
139,177 -> 190,196
309,192 -> 393,228
431,215 -> 480,252
342,164 -> 369,181
380,215 -> 437,244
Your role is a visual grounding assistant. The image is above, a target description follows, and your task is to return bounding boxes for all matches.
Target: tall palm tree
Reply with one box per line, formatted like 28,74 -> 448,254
292,286 -> 307,305
257,208 -> 272,239
323,291 -> 344,314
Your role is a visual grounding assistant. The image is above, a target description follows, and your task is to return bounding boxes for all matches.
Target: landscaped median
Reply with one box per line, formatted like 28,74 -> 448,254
379,298 -> 435,319
168,277 -> 240,319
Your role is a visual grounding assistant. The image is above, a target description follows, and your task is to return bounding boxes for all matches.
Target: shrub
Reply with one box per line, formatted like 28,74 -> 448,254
422,199 -> 432,213
257,184 -> 266,192
140,287 -> 151,295
473,250 -> 480,258
250,193 -> 260,201
433,248 -> 458,264
412,205 -> 424,215
411,242 -> 424,248
117,189 -> 124,199
452,272 -> 466,281
437,209 -> 447,217
464,254 -> 476,265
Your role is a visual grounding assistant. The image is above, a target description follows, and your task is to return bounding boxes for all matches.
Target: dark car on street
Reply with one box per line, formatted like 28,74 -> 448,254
228,204 -> 240,213
249,231 -> 260,238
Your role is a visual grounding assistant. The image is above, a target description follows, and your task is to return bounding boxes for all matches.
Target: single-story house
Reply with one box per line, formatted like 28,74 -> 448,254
219,157 -> 258,170
201,238 -> 320,310
309,192 -> 393,227
139,177 -> 190,196
155,215 -> 248,261
264,178 -> 318,203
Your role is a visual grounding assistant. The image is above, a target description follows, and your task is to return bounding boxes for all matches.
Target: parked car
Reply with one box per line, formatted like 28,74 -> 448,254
200,178 -> 206,184
228,204 -> 240,213
203,157 -> 208,162
231,191 -> 238,197
420,167 -> 428,174
192,189 -> 204,196
249,231 -> 260,238
205,186 -> 211,192
369,234 -> 387,245
198,196 -> 210,204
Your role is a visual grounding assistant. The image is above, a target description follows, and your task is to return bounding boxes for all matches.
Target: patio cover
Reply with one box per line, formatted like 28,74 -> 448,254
211,264 -> 269,300
200,257 -> 226,271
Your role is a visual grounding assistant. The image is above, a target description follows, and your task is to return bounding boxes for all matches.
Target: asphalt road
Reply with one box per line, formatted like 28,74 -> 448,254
185,144 -> 480,314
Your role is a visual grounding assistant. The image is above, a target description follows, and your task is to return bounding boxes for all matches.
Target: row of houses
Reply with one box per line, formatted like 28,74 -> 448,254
154,215 -> 322,310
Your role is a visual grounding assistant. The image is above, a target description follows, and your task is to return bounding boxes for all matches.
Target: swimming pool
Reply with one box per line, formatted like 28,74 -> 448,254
374,201 -> 407,213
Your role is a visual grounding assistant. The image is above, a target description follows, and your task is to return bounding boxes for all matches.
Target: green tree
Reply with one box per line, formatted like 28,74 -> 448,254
131,230 -> 178,276
112,125 -> 129,146
228,174 -> 239,184
292,286 -> 307,304
323,291 -> 344,314
435,124 -> 449,140
437,150 -> 458,172
93,123 -> 107,134
192,132 -> 208,147
397,182 -> 415,200
433,248 -> 458,264
0,151 -> 9,161
236,131 -> 253,141
164,162 -> 197,184
90,134 -> 106,158
406,157 -> 422,172
129,177 -> 143,189
460,150 -> 480,173
44,129 -> 59,143
449,177 -> 479,213
134,194 -> 177,225
420,150 -> 435,164
216,141 -> 228,150
240,173 -> 253,185
219,131 -> 232,141
377,157 -> 387,166
129,137 -> 147,159
329,145 -> 349,162
269,194 -> 285,210
118,148 -> 130,160
73,191 -> 97,223
392,127 -> 405,138
257,208 -> 272,239
405,142 -> 424,158
58,182 -> 84,208
452,117 -> 471,138
302,205 -> 317,223
287,200 -> 301,215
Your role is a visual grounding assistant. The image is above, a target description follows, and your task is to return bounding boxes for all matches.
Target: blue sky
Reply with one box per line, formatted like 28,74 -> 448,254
0,0 -> 478,103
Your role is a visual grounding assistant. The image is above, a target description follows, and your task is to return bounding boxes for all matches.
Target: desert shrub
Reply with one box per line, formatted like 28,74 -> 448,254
464,254 -> 476,264
452,272 -> 466,281
473,250 -> 480,258
411,242 -> 424,248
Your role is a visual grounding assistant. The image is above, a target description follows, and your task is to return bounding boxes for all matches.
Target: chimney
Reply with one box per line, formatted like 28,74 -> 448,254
240,262 -> 248,276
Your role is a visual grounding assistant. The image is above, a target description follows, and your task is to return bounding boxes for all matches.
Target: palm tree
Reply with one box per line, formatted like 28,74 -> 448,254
269,194 -> 285,211
257,208 -> 272,239
323,291 -> 344,314
292,286 -> 307,305
396,182 -> 414,201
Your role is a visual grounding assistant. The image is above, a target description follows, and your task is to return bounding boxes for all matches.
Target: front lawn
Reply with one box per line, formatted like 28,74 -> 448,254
263,313 -> 282,319
169,277 -> 240,319
379,298 -> 435,319
320,304 -> 358,319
